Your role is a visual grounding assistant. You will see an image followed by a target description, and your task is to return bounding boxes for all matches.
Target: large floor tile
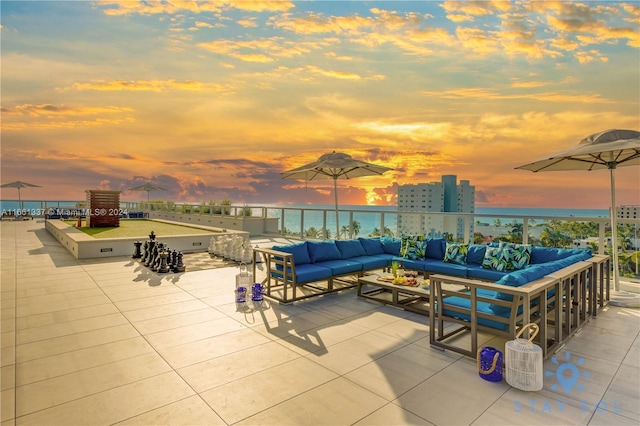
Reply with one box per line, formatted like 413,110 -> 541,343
159,327 -> 272,369
307,329 -> 404,375
114,395 -> 226,425
396,358 -> 509,425
178,340 -> 301,392
346,342 -> 458,401
237,377 -> 388,425
16,337 -> 154,385
16,352 -> 171,416
15,372 -> 194,425
16,324 -> 140,362
354,402 -> 435,425
200,357 -> 338,424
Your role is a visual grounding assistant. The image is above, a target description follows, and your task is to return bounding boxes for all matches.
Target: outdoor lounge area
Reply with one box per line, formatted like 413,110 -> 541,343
2,219 -> 639,425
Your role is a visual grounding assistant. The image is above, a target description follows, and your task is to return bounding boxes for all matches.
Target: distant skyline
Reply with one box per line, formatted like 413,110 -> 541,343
1,1 -> 639,209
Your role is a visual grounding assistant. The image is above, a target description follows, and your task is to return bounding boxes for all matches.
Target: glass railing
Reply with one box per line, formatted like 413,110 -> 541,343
2,199 -> 638,280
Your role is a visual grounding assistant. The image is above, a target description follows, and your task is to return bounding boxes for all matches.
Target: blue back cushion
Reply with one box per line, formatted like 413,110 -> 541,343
335,240 -> 366,259
425,238 -> 446,260
380,236 -> 402,255
358,237 -> 385,255
307,241 -> 343,263
467,245 -> 487,265
272,242 -> 311,265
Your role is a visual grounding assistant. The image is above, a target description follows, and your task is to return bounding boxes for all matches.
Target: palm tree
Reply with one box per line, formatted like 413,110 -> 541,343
352,220 -> 361,237
340,225 -> 350,239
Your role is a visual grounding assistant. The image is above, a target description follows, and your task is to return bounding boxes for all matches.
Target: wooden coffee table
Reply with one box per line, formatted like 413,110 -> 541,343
357,273 -> 431,315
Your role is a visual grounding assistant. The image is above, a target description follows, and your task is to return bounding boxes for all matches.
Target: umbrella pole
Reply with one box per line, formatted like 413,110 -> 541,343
18,188 -> 22,213
334,177 -> 339,240
609,168 -> 620,291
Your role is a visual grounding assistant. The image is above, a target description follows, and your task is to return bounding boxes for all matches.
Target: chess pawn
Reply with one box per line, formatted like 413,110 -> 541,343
132,241 -> 142,259
170,250 -> 178,270
174,252 -> 186,272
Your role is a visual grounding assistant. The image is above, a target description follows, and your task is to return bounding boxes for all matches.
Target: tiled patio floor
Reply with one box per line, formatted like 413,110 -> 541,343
1,220 -> 639,425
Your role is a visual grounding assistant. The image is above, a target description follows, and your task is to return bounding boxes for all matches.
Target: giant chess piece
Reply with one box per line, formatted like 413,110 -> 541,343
170,250 -> 178,271
149,230 -> 156,241
132,241 -> 142,259
150,243 -> 163,271
141,241 -> 149,263
173,251 -> 186,272
145,240 -> 156,267
158,250 -> 170,273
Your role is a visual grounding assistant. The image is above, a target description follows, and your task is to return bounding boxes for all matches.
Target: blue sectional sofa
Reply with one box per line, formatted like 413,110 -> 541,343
253,236 -> 609,360
253,236 -> 596,304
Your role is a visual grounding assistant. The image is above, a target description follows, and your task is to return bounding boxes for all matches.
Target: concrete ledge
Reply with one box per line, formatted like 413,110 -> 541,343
148,211 -> 279,236
45,219 -> 249,259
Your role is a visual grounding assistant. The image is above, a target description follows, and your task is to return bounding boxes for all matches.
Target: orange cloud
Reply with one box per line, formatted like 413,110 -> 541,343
421,87 -> 614,104
441,0 -> 513,22
197,37 -> 330,62
97,0 -> 293,16
61,79 -> 238,93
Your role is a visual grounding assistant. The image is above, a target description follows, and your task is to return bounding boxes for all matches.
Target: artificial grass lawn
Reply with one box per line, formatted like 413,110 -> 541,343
65,219 -> 218,239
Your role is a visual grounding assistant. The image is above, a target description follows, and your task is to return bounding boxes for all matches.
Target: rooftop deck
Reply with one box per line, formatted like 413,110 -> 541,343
1,220 -> 639,425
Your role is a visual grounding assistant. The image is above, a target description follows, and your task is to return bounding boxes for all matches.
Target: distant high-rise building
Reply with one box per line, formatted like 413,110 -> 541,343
397,175 -> 475,239
617,205 -> 639,219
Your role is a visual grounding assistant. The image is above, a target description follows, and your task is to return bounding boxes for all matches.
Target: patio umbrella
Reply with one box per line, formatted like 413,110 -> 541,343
0,180 -> 41,211
282,151 -> 393,239
128,182 -> 167,202
516,129 -> 640,294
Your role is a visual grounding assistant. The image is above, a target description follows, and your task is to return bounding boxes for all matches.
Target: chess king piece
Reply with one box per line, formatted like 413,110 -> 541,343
149,231 -> 156,241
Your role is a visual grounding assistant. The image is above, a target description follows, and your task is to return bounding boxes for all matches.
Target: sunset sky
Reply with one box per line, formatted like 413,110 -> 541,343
1,1 -> 639,209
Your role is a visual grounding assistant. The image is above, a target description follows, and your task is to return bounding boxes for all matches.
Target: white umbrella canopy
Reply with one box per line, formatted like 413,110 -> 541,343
0,180 -> 41,211
282,151 -> 393,239
516,129 -> 640,292
128,182 -> 168,202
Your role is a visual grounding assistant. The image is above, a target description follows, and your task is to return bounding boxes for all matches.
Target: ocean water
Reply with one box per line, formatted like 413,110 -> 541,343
264,204 -> 610,237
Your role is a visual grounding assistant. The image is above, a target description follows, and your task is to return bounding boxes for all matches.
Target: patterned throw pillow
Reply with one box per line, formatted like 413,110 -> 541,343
500,242 -> 532,270
443,242 -> 469,265
481,245 -> 510,271
400,235 -> 427,260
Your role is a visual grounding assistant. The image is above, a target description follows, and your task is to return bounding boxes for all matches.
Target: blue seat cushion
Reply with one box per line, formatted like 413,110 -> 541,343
371,253 -> 396,264
307,241 -> 342,263
348,255 -> 389,270
441,289 -> 509,331
358,238 -> 385,255
423,259 -> 468,277
313,259 -> 363,275
272,242 -> 311,265
335,240 -> 367,259
494,253 -> 590,301
271,263 -> 333,284
466,265 -> 508,281
393,257 -> 427,271
380,236 -> 402,255
530,247 -> 590,264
